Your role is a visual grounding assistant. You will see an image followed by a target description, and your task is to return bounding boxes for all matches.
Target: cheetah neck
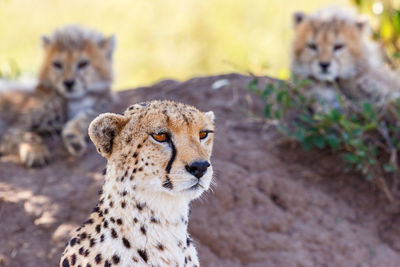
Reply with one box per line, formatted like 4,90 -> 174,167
98,164 -> 191,234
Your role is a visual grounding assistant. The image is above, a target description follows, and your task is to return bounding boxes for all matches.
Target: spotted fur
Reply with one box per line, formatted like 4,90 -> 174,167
0,25 -> 115,167
60,100 -> 215,267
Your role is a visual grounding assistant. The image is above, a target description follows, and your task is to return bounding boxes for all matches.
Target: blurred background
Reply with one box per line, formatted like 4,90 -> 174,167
0,0 -> 353,90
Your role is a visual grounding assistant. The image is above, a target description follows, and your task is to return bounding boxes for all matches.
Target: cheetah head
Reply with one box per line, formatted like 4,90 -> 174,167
291,8 -> 377,82
39,24 -> 115,98
89,100 -> 215,201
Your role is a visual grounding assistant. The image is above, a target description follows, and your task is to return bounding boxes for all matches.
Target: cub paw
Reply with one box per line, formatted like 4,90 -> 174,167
62,132 -> 87,157
19,143 -> 50,168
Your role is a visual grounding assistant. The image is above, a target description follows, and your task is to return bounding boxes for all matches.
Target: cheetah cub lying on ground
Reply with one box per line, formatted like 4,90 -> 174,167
61,100 -> 215,267
0,25 -> 115,167
291,8 -> 400,111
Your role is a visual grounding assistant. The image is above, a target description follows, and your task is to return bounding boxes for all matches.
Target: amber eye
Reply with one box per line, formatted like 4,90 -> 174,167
77,59 -> 89,69
151,133 -> 168,142
307,43 -> 317,51
199,131 -> 209,140
52,61 -> 63,70
333,43 -> 345,51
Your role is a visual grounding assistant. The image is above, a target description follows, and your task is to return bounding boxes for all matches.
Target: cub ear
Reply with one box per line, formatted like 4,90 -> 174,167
89,113 -> 128,158
41,35 -> 51,49
99,35 -> 116,60
204,111 -> 215,123
293,11 -> 306,27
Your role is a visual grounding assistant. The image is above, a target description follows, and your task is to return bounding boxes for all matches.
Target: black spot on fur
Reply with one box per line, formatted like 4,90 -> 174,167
70,238 -> 77,247
90,238 -> 96,247
150,217 -> 159,223
140,226 -> 146,235
116,218 -> 123,225
111,228 -> 118,238
71,254 -> 76,265
84,218 -> 93,225
136,203 -> 143,210
100,234 -> 105,242
121,201 -> 126,208
112,254 -> 120,264
186,237 -> 192,246
103,220 -> 108,228
79,247 -> 84,255
162,176 -> 173,189
157,243 -> 164,251
122,238 -> 131,248
104,260 -> 111,267
137,249 -> 148,262
95,253 -> 102,264
62,258 -> 70,267
133,218 -> 138,223
86,264 -> 91,267
133,152 -> 138,158
80,233 -> 87,240
102,168 -> 107,175
95,224 -> 101,233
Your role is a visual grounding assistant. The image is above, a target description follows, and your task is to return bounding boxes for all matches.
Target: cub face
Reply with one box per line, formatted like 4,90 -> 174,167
89,101 -> 215,201
39,25 -> 115,98
291,10 -> 370,82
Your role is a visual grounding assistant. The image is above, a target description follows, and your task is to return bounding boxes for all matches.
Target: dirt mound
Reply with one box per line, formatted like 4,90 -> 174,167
1,74 -> 400,267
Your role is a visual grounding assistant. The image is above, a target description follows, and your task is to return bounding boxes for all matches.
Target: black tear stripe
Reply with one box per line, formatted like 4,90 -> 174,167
165,138 -> 176,174
163,137 -> 176,189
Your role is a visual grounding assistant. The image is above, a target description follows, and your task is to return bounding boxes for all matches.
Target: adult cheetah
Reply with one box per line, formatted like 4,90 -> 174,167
60,100 -> 215,267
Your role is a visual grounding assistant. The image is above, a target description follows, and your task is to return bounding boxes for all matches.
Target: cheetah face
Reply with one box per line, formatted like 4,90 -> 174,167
39,25 -> 115,98
89,101 -> 215,201
291,10 -> 369,81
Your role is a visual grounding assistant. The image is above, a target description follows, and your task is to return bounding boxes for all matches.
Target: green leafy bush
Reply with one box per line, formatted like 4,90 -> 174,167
250,78 -> 399,201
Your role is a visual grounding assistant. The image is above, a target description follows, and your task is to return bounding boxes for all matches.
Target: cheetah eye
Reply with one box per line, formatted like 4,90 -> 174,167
199,130 -> 213,140
52,61 -> 63,70
151,132 -> 168,143
307,43 -> 317,51
333,43 -> 345,51
77,60 -> 89,69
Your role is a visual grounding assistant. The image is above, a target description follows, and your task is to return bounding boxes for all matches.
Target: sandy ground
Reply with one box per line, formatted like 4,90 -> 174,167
1,74 -> 400,267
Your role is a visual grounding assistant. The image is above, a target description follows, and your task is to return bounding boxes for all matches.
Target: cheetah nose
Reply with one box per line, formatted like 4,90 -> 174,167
185,161 -> 210,179
319,62 -> 331,72
63,80 -> 75,91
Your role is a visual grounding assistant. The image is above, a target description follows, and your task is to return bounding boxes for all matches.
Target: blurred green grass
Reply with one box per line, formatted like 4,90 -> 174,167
0,0 -> 347,90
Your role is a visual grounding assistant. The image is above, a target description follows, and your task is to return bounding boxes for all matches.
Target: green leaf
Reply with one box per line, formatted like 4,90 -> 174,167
248,79 -> 258,92
343,153 -> 360,164
264,104 -> 272,118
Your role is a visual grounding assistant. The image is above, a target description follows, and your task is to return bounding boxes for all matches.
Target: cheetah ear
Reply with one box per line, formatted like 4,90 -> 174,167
293,11 -> 306,27
89,113 -> 128,158
41,35 -> 51,49
205,111 -> 215,123
98,35 -> 116,60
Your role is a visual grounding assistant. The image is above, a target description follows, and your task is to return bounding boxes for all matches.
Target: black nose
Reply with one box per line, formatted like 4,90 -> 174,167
319,62 -> 330,71
63,80 -> 75,91
185,161 -> 210,179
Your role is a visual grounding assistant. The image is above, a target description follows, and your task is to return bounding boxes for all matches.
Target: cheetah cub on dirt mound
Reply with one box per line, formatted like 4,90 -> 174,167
291,8 -> 400,111
60,100 -> 215,267
0,25 -> 115,167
